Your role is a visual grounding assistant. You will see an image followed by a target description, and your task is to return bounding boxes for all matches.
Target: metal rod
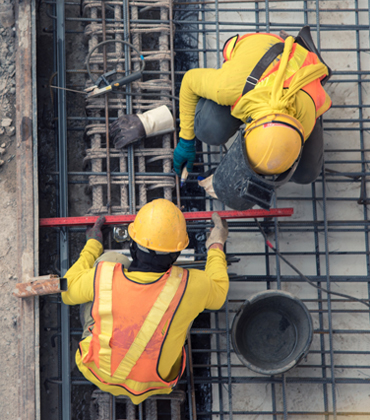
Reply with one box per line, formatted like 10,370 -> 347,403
39,208 -> 294,227
186,331 -> 197,420
122,0 -> 136,213
56,0 -> 71,418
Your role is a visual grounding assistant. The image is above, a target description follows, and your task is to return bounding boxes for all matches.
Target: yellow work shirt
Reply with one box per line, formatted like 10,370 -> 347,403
179,33 -> 316,141
62,239 -> 229,404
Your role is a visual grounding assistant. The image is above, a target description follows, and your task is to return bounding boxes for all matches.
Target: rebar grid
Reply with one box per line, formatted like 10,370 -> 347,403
43,0 -> 370,419
177,1 -> 370,419
83,0 -> 176,215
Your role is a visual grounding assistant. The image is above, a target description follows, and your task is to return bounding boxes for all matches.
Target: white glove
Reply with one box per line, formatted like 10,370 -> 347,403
205,213 -> 229,249
137,105 -> 174,137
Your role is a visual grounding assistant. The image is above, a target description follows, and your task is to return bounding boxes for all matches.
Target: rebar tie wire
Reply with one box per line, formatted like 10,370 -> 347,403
254,218 -> 370,309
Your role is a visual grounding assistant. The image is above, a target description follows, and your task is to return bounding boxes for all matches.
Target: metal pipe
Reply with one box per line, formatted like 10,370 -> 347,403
56,0 -> 71,418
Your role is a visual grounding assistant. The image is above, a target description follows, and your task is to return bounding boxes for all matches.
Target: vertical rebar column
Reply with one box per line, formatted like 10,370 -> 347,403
89,6 -> 104,213
102,3 -> 112,215
169,0 -> 180,205
131,4 -> 147,207
145,399 -> 157,420
122,0 -> 136,214
159,4 -> 172,201
114,4 -> 129,214
126,400 -> 136,420
314,4 -> 337,418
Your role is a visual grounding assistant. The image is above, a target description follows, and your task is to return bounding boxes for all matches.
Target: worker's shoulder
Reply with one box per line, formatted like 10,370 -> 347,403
185,267 -> 211,284
235,33 -> 282,48
180,269 -> 212,301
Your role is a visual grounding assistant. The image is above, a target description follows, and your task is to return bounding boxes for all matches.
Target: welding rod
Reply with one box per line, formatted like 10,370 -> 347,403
39,208 -> 293,227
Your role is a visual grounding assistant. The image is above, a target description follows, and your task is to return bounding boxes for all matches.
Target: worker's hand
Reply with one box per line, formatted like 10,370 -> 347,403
173,138 -> 196,176
86,215 -> 106,244
205,213 -> 228,250
109,114 -> 146,149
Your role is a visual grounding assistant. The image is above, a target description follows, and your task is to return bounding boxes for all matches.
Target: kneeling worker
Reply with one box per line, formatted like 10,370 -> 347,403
174,27 -> 332,210
62,199 -> 229,404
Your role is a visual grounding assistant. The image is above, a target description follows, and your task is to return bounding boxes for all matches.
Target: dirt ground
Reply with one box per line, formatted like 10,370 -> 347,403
0,6 -> 19,418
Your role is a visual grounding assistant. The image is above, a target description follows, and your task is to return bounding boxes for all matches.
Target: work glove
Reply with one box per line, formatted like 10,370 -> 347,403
110,105 -> 174,149
86,215 -> 106,244
173,138 -> 196,177
198,174 -> 218,199
205,213 -> 229,249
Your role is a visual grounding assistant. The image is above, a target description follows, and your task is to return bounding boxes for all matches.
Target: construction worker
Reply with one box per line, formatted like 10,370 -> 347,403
61,199 -> 229,404
173,26 -> 332,210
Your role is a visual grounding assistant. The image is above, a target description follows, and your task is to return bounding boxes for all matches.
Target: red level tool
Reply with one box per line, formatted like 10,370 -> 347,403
40,208 -> 293,227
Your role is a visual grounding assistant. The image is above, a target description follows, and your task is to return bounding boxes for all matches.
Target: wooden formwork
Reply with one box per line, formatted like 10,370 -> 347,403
15,0 -> 39,418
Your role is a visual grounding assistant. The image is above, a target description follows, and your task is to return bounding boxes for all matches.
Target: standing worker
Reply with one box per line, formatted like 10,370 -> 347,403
173,26 -> 332,210
61,199 -> 229,404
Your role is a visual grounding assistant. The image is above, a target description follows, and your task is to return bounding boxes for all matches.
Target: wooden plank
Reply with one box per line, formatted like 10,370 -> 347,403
15,0 -> 39,417
13,275 -> 67,298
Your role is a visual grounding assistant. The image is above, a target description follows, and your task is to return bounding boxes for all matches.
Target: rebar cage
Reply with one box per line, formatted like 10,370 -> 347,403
38,0 -> 370,419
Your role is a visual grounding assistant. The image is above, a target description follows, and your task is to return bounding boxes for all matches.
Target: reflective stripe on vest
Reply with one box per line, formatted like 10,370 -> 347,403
81,262 -> 188,396
232,42 -> 331,119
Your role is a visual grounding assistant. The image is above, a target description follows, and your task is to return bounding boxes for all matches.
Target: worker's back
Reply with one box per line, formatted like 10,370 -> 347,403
75,247 -> 228,404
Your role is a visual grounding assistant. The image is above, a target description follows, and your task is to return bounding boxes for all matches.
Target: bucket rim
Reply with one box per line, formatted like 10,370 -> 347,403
231,289 -> 313,375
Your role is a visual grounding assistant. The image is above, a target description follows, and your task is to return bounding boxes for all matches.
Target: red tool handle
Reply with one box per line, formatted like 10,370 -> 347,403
40,208 -> 293,227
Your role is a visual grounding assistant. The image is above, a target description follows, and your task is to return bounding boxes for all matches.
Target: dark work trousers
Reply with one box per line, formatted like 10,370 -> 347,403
193,97 -> 324,184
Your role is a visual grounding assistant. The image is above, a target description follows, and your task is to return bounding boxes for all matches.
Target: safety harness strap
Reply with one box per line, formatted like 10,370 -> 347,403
114,265 -> 184,380
242,42 -> 284,96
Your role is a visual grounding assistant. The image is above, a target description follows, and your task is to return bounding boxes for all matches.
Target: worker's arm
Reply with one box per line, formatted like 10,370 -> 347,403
204,246 -> 229,310
179,68 -> 225,140
203,214 -> 229,310
62,216 -> 106,305
61,239 -> 102,305
61,239 -> 103,305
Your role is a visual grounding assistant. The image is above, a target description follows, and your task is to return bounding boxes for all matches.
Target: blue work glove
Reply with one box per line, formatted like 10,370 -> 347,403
173,138 -> 196,176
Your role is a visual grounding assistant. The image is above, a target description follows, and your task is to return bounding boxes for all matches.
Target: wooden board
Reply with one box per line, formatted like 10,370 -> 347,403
15,0 -> 39,417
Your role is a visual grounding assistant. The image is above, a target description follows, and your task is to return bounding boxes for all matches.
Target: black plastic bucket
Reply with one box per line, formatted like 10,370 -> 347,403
231,290 -> 313,375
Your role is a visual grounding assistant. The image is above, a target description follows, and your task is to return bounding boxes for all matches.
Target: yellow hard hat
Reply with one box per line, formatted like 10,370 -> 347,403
244,113 -> 305,175
128,199 -> 189,252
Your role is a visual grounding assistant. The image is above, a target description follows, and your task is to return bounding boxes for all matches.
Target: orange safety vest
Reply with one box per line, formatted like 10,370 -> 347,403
223,34 -> 331,120
80,261 -> 188,397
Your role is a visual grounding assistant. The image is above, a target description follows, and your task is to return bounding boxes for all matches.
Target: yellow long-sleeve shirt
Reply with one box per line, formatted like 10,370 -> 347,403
62,239 -> 229,404
179,33 -> 316,141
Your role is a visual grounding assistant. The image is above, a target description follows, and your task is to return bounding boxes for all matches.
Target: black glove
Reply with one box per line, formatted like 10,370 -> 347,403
109,114 -> 146,149
86,215 -> 106,244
